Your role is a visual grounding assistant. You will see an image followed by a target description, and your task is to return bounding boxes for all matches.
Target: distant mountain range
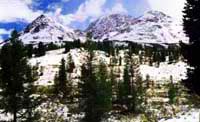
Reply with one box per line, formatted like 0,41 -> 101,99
16,10 -> 188,45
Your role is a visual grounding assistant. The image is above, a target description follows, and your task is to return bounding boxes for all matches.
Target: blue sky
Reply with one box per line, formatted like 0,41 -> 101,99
0,0 -> 185,41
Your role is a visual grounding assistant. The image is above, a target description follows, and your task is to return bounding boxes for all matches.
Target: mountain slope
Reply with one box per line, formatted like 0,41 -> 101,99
19,15 -> 78,45
86,11 -> 188,44
18,11 -> 187,45
86,14 -> 137,39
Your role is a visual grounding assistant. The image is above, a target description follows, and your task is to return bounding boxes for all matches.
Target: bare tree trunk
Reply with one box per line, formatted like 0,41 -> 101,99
13,109 -> 17,122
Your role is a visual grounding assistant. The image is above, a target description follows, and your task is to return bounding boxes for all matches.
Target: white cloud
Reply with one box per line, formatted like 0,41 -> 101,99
0,36 -> 3,42
0,29 -> 12,35
0,29 -> 13,41
0,0 -> 43,23
0,28 -> 9,42
59,0 -> 127,25
147,0 -> 186,20
59,0 -> 106,25
109,2 -> 127,14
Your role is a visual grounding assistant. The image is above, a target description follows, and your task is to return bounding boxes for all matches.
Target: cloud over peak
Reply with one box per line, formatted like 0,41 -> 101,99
0,0 -> 43,23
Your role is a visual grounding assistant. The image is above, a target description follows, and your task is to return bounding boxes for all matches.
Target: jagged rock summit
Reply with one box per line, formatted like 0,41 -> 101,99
18,11 -> 187,45
19,14 -> 78,45
86,10 -> 187,44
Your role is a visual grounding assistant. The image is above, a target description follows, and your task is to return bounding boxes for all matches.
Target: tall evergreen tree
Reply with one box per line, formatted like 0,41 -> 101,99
80,52 -> 96,122
135,76 -> 146,113
26,44 -> 33,58
183,0 -> 200,43
84,32 -> 97,51
118,64 -> 136,112
0,30 -> 39,122
64,42 -> 71,53
110,67 -> 118,103
46,42 -> 59,51
66,53 -> 75,73
95,62 -> 112,121
35,42 -> 46,57
54,58 -> 71,100
182,0 -> 200,94
123,65 -> 133,111
73,39 -> 81,48
80,53 -> 112,122
168,76 -> 177,104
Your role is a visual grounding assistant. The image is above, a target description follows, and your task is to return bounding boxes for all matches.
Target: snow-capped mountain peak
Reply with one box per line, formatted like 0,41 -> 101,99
86,10 -> 188,44
144,10 -> 169,18
23,14 -> 55,34
17,10 -> 187,45
139,10 -> 171,22
86,14 -> 137,39
19,14 -> 77,45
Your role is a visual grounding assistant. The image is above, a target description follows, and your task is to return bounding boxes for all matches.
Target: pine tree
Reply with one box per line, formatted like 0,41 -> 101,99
168,76 -> 177,104
110,67 -> 117,103
182,0 -> 200,94
84,32 -> 97,51
73,39 -> 81,48
168,52 -> 174,64
80,52 -> 96,122
66,53 -> 75,73
117,64 -> 134,112
35,42 -> 46,57
23,65 -> 40,121
0,30 -> 39,122
46,42 -> 59,51
26,44 -> 33,58
183,0 -> 200,43
54,58 -> 71,100
80,53 -> 112,122
95,62 -> 112,121
123,65 -> 133,112
64,42 -> 71,53
135,76 -> 146,113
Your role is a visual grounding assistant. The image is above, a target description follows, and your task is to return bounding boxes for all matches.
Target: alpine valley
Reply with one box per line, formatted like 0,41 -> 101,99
1,10 -> 198,122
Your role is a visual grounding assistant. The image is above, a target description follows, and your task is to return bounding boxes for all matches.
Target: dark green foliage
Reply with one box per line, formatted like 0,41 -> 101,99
84,33 -> 97,51
95,62 -> 112,121
80,53 -> 112,122
66,53 -> 75,73
54,58 -> 72,100
144,46 -> 153,58
110,67 -> 117,102
64,41 -> 72,53
102,41 -> 115,56
0,30 -> 40,122
183,0 -> 200,42
46,42 -> 60,51
119,56 -> 122,66
22,65 -> 41,121
117,56 -> 147,114
118,65 -> 136,112
73,39 -> 81,48
26,44 -> 34,58
35,42 -> 46,57
167,45 -> 180,64
168,76 -> 177,104
182,0 -> 200,95
135,76 -> 146,113
123,65 -> 132,97
64,40 -> 81,53
80,52 -> 96,122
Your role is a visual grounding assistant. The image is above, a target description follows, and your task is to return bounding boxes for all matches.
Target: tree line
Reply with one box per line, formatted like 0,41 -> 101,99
0,29 -> 182,122
0,31 -> 149,122
25,34 -> 181,68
